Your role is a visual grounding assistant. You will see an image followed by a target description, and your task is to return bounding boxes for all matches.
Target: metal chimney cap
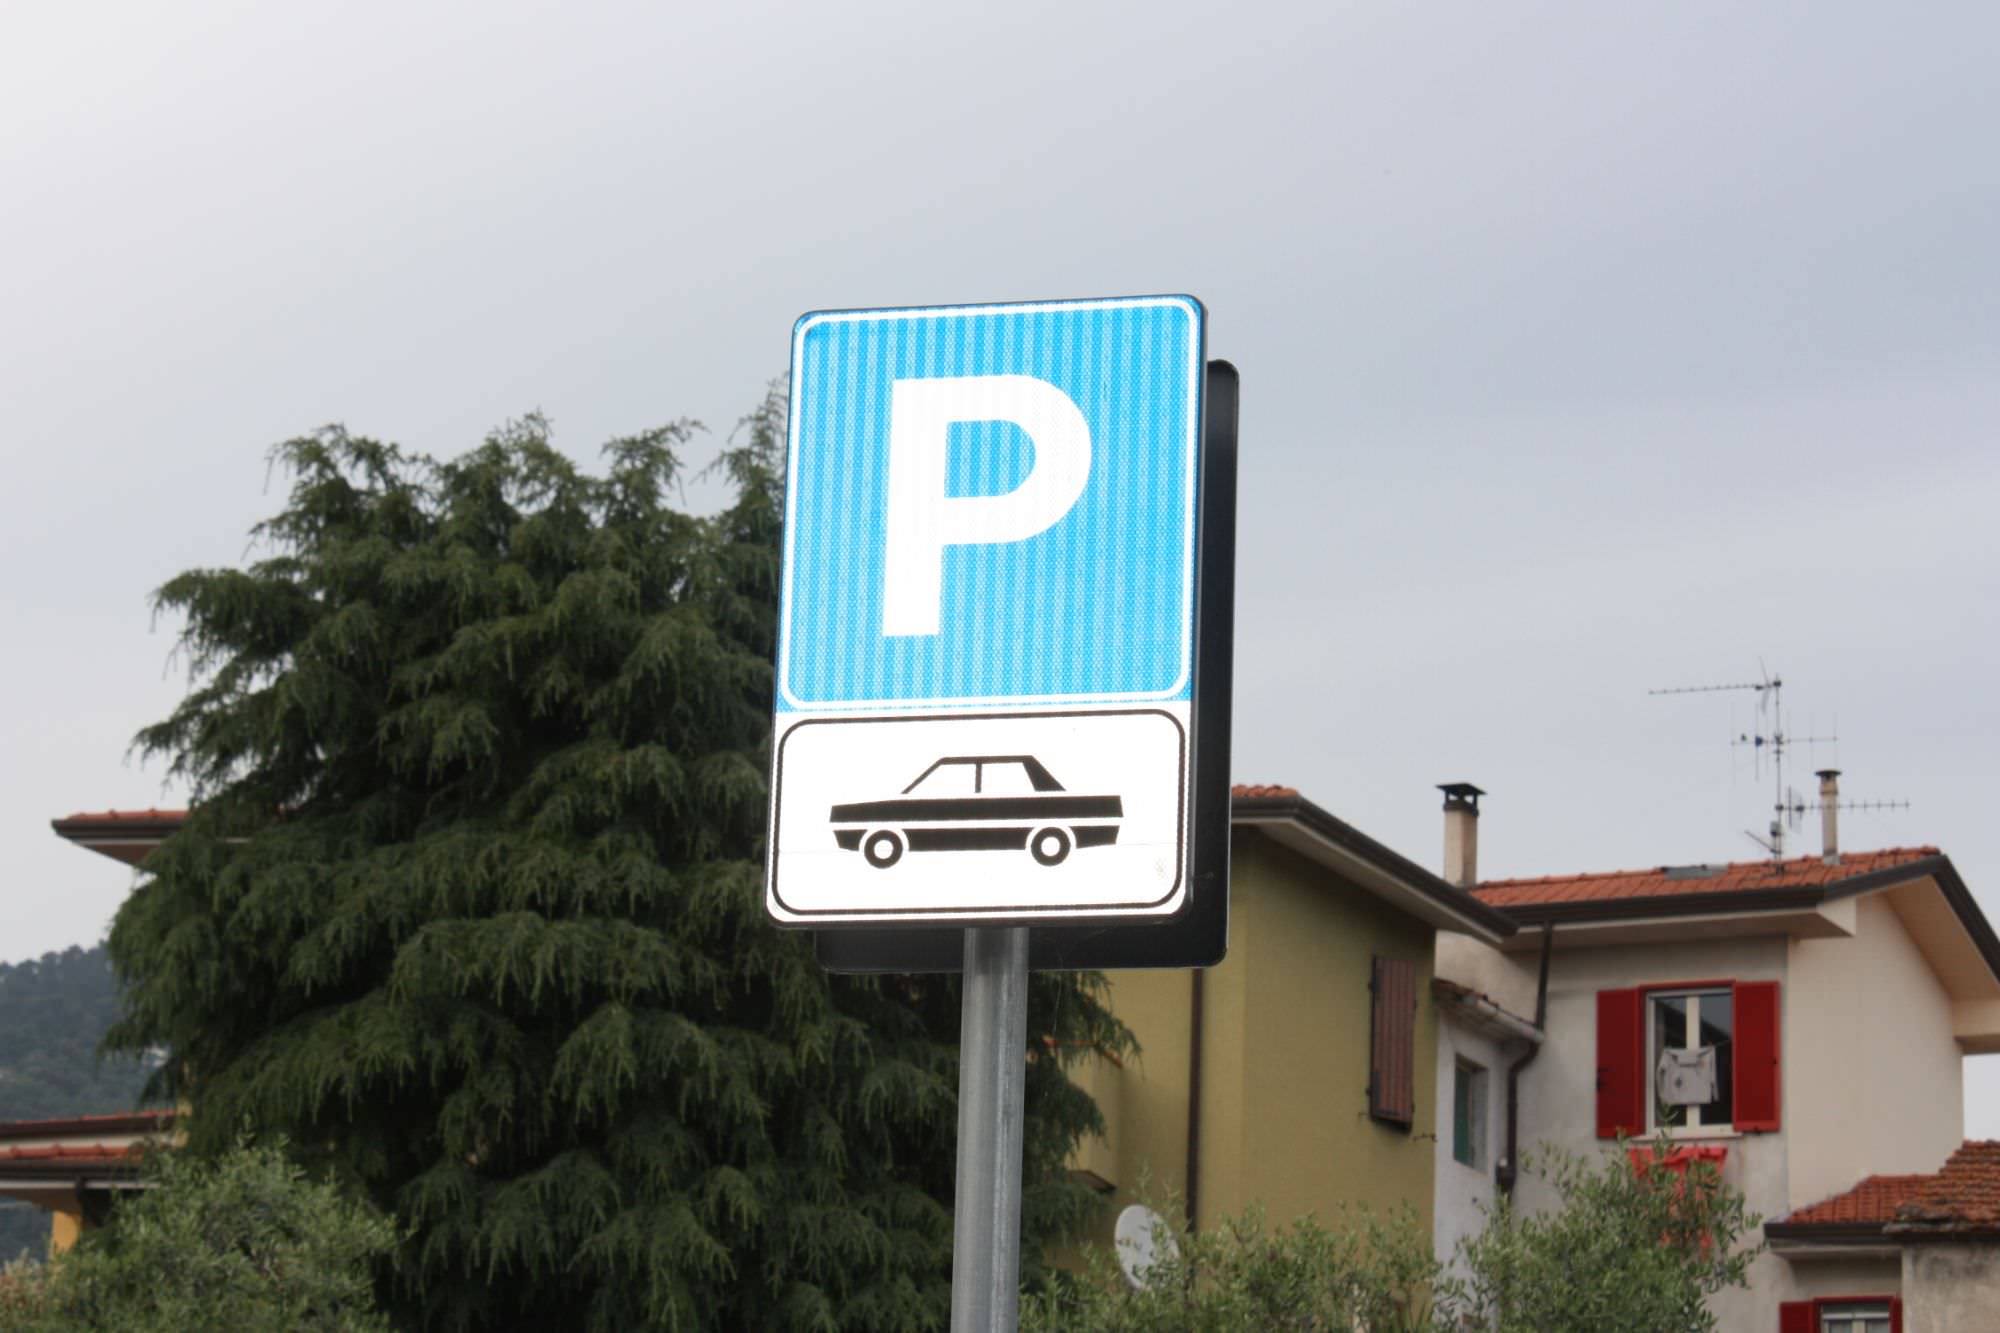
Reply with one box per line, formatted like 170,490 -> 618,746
1438,782 -> 1486,810
1816,768 -> 1842,780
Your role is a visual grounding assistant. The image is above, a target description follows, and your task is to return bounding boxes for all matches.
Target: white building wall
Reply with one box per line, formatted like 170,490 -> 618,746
1787,893 -> 1965,1211
1435,932 -> 1538,1019
1903,1243 -> 2000,1333
1506,901 -> 1977,1328
1785,1253 -> 1904,1302
1432,1018 -> 1512,1268
1514,934 -> 1791,1332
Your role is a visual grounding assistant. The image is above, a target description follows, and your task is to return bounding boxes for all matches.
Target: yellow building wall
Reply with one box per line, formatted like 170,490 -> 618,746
1079,828 -> 1440,1239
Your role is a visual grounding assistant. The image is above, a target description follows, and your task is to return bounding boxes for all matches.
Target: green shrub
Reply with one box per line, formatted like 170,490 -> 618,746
1023,1196 -> 1447,1333
1028,1135 -> 1761,1333
0,1140 -> 395,1333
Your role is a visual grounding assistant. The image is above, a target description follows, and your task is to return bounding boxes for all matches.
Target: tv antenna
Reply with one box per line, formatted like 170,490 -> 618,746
1650,665 -> 1838,861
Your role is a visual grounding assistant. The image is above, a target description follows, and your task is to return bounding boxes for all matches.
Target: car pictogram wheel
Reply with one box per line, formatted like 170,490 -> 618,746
863,829 -> 905,869
1029,827 -> 1071,867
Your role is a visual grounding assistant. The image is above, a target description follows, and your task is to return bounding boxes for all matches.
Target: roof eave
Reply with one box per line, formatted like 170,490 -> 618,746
1485,853 -> 2000,988
1767,1219 -> 2000,1247
49,815 -> 186,867
1232,793 -> 1516,944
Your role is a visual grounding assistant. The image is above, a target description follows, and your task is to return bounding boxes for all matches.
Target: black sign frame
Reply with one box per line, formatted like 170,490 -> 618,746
813,359 -> 1237,972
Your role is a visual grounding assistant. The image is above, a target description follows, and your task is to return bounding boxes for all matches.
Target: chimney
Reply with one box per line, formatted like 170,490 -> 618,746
1818,769 -> 1841,866
1440,783 -> 1485,889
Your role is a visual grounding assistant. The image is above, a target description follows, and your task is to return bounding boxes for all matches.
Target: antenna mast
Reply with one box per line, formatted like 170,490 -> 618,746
1650,666 -> 1833,860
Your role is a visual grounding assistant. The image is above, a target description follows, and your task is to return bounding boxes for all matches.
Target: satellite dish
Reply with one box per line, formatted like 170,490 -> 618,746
1113,1204 -> 1178,1291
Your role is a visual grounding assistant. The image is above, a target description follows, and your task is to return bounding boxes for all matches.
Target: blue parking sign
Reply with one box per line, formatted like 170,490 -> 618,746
779,296 -> 1203,711
769,296 -> 1206,925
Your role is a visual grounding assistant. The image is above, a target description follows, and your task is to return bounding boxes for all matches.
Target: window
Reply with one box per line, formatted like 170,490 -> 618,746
1650,988 -> 1732,1131
1369,957 -> 1417,1127
1596,980 -> 1780,1138
1779,1297 -> 1902,1333
1820,1304 -> 1892,1333
1452,1059 -> 1487,1169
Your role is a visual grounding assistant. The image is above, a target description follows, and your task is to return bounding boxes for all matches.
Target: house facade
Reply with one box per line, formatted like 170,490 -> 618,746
60,795 -> 1519,1257
0,1111 -> 173,1253
1436,789 -> 2000,1331
58,789 -> 2000,1329
1071,784 -> 1516,1243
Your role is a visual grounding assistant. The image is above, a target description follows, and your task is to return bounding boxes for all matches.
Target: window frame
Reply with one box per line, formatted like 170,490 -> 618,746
1597,977 -> 1781,1140
1645,982 -> 1735,1135
1818,1301 -> 1892,1333
1781,1295 -> 1902,1333
1452,1058 -> 1488,1170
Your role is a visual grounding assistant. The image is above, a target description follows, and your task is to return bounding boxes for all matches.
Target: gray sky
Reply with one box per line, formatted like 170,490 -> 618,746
5,3 -> 1998,1127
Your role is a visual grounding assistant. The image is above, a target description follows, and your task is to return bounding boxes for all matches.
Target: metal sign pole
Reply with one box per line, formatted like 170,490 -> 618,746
950,924 -> 1031,1332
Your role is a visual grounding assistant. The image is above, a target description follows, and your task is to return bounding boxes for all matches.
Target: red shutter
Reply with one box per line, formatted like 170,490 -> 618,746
1369,956 -> 1416,1127
1734,980 -> 1781,1132
1777,1301 -> 1813,1333
1889,1296 -> 1903,1332
1596,988 -> 1645,1139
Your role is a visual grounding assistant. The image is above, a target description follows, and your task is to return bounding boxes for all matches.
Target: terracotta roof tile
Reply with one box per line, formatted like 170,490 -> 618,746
1473,846 -> 1940,908
53,809 -> 188,824
1782,1141 -> 2000,1231
0,1143 -> 141,1163
1231,784 -> 1300,799
0,1110 -> 174,1140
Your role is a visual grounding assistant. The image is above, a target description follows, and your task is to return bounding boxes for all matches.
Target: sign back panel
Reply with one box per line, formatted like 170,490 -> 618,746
815,360 -> 1237,970
768,296 -> 1205,926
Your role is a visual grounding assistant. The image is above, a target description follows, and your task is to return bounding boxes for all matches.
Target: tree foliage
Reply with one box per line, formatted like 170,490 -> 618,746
105,396 -> 1130,1331
1029,1137 -> 1760,1332
1456,1139 -> 1762,1333
0,1140 -> 395,1333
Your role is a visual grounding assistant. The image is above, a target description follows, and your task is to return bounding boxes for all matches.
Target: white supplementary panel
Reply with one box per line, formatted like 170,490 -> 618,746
882,375 -> 1092,638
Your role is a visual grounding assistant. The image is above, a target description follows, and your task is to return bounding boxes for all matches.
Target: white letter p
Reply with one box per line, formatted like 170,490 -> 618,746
881,375 -> 1092,637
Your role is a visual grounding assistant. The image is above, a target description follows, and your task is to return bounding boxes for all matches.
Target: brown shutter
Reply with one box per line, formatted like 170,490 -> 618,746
1369,956 -> 1417,1127
1777,1301 -> 1813,1333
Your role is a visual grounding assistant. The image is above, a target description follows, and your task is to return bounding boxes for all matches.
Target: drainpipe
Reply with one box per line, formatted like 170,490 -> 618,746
1498,922 -> 1554,1199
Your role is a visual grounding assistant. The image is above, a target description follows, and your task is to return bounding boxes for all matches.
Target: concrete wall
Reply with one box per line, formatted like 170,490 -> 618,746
1436,931 -> 1539,1020
1903,1243 -> 2000,1333
1788,894 -> 1965,1211
1433,1019 -> 1511,1268
1085,828 -> 1440,1239
1078,967 -> 1194,1236
1509,903 -> 1974,1328
1784,1253 -> 1903,1302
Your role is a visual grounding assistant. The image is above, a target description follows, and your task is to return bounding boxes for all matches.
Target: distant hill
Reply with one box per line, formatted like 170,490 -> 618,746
0,944 -> 151,1122
0,944 -> 154,1263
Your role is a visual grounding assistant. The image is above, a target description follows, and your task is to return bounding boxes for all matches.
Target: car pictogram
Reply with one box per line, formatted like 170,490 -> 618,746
830,755 -> 1123,869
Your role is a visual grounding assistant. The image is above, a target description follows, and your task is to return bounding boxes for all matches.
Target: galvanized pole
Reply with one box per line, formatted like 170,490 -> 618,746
950,925 -> 1031,1332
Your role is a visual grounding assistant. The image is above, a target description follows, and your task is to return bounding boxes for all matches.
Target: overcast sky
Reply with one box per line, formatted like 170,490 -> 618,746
5,3 -> 1997,1129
